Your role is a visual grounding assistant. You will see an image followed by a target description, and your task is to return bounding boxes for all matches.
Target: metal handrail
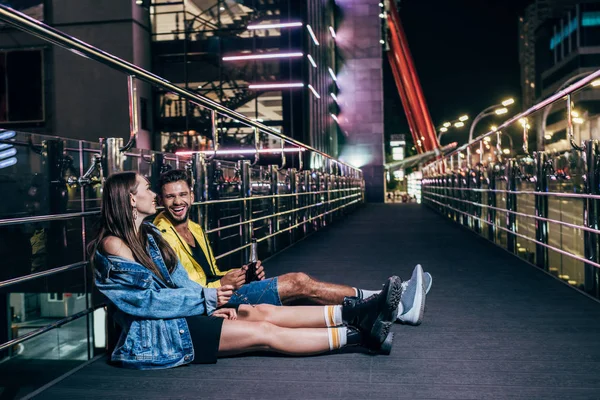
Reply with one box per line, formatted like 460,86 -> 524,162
214,197 -> 360,260
423,195 -> 600,269
443,68 -> 600,159
0,211 -> 101,227
421,189 -> 600,236
0,5 -> 360,173
196,188 -> 361,206
420,185 -> 597,200
0,261 -> 88,289
0,306 -> 102,352
0,187 -> 361,228
206,192 -> 362,234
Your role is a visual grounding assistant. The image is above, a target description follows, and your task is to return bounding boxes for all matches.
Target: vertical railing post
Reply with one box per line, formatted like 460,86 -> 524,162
303,169 -> 311,235
269,164 -> 278,254
535,151 -> 549,271
240,160 -> 252,264
191,153 -> 207,229
473,166 -> 482,234
289,168 -> 297,244
465,168 -> 473,229
150,153 -> 165,194
459,170 -> 468,227
100,137 -> 124,178
324,160 -> 331,226
126,75 -> 139,150
45,139 -> 68,269
506,159 -> 518,253
451,172 -> 457,221
487,163 -> 497,242
444,172 -> 450,218
584,140 -> 600,297
205,160 -> 220,257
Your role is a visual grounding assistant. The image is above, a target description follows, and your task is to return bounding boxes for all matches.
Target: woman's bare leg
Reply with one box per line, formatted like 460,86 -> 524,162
218,319 -> 333,357
237,304 -> 332,328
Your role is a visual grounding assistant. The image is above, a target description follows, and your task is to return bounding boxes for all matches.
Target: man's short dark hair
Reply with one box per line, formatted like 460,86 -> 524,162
159,169 -> 193,193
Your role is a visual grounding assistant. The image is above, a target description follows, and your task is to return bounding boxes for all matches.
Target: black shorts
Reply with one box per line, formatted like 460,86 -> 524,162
186,304 -> 240,364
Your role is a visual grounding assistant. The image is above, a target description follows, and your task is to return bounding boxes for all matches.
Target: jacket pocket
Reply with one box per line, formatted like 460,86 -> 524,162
140,320 -> 152,348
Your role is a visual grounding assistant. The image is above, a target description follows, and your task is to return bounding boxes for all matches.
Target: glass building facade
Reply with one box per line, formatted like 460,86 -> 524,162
150,0 -> 341,164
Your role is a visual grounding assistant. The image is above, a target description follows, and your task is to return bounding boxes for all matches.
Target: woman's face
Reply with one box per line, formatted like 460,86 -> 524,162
131,175 -> 157,217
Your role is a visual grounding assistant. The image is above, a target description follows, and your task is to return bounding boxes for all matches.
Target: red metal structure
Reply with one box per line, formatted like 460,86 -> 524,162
387,1 -> 439,154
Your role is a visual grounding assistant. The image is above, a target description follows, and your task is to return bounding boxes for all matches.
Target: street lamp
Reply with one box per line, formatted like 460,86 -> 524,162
468,98 -> 515,143
541,71 -> 599,150
437,115 -> 469,142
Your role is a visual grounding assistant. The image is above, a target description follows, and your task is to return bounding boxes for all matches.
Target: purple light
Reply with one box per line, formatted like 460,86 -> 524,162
249,82 -> 304,89
176,148 -> 306,156
306,25 -> 320,46
223,52 -> 303,61
247,22 -> 303,30
308,84 -> 321,99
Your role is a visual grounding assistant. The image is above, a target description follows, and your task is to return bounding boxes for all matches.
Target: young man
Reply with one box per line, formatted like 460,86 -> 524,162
154,170 -> 432,325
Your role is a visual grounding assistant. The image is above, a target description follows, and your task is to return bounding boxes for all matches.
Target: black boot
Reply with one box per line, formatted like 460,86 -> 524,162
342,276 -> 403,349
346,325 -> 394,355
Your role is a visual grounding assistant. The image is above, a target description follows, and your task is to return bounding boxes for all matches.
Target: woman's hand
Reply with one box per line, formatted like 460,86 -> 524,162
212,308 -> 237,320
216,285 -> 234,307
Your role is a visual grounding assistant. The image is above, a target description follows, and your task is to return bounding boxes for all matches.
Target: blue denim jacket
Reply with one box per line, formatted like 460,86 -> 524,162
94,227 -> 218,370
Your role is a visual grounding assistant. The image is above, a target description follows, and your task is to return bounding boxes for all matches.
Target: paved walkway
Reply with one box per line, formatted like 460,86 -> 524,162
35,204 -> 600,399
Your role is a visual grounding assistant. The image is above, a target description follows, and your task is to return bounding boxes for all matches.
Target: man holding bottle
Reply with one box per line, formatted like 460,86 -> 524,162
154,169 -> 431,325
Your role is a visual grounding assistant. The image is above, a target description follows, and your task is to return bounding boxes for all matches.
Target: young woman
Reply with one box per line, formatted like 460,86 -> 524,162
92,172 -> 403,370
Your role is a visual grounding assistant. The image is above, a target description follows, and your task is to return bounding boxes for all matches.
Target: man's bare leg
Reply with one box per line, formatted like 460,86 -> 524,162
276,272 -> 359,305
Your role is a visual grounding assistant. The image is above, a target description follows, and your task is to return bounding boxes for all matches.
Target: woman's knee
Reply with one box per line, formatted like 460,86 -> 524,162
250,320 -> 279,348
254,303 -> 277,317
238,304 -> 277,321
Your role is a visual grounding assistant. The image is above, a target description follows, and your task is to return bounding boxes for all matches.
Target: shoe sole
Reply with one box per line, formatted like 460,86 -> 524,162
399,265 -> 425,325
424,272 -> 433,294
367,276 -> 402,348
380,275 -> 403,323
370,320 -> 393,351
380,332 -> 394,355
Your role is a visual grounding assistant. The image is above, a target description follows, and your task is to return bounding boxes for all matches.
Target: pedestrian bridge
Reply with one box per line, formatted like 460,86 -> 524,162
1,3 -> 600,399
6,204 -> 600,399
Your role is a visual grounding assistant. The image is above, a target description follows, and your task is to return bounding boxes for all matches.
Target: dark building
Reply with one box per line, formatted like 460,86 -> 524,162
529,1 -> 600,151
0,0 -> 385,200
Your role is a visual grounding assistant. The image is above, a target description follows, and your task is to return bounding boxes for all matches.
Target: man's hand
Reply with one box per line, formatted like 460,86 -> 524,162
212,308 -> 237,320
219,268 -> 246,289
255,260 -> 265,280
216,285 -> 234,307
240,260 -> 265,281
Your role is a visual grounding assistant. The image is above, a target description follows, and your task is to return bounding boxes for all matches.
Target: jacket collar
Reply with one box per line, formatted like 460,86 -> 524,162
93,226 -> 172,286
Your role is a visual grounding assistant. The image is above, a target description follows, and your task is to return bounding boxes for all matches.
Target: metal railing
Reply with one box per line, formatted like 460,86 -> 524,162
0,5 -> 364,395
420,70 -> 600,300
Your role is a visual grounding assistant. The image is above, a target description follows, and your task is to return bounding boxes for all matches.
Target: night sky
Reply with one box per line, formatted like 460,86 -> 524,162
385,0 -> 533,155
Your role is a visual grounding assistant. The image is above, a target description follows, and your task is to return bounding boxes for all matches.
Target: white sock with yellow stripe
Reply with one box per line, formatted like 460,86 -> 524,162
327,327 -> 348,350
323,305 -> 343,327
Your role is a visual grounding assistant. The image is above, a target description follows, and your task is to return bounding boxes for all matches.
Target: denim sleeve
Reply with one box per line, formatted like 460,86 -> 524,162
171,263 -> 217,315
95,269 -> 208,319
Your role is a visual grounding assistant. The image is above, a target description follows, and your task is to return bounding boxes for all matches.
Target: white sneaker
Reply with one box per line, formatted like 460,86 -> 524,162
396,264 -> 427,325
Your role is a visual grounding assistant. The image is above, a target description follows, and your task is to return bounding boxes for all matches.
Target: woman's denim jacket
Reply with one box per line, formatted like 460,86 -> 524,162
94,227 -> 218,370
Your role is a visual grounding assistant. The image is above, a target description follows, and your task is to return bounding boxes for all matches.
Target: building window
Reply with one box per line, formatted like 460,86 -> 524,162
47,293 -> 64,302
0,49 -> 44,123
582,11 -> 600,27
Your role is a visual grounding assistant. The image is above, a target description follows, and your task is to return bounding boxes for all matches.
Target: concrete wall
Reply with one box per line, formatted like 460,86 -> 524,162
336,0 -> 385,202
50,0 -> 152,147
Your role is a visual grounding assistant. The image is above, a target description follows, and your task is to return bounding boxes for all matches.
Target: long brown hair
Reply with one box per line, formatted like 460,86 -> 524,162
91,171 -> 178,280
